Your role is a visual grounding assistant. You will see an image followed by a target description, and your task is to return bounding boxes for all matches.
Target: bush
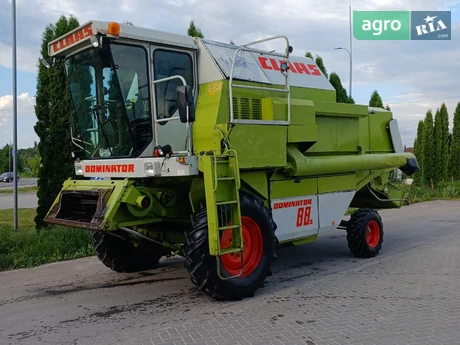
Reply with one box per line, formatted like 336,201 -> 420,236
408,180 -> 460,204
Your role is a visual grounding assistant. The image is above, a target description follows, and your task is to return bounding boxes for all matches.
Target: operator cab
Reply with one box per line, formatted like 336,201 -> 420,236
45,21 -> 197,163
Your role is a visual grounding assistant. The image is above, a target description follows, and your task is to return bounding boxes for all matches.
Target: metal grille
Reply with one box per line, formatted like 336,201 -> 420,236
228,97 -> 262,121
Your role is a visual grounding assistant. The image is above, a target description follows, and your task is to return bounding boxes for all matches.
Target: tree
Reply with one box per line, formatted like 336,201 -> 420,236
27,154 -> 41,177
413,120 -> 425,183
230,40 -> 236,45
369,90 -> 384,108
305,52 -> 352,103
449,102 -> 460,180
314,55 -> 328,78
433,108 -> 442,184
0,144 -> 12,173
329,72 -> 351,103
439,103 -> 450,182
385,105 -> 391,111
34,15 -> 81,229
422,110 -> 435,186
187,20 -> 204,38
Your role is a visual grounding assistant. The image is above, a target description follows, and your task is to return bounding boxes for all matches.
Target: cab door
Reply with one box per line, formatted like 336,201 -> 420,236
150,46 -> 197,154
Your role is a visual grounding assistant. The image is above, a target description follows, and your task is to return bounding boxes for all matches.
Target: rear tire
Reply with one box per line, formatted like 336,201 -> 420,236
346,208 -> 383,258
183,192 -> 277,300
90,231 -> 164,273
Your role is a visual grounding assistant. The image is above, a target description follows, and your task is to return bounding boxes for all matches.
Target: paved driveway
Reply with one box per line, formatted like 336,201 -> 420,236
1,200 -> 459,345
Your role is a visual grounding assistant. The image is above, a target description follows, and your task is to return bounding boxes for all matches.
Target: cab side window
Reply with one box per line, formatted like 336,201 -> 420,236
153,50 -> 194,123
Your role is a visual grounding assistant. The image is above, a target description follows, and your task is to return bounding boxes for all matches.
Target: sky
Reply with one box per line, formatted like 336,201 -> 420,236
0,0 -> 459,149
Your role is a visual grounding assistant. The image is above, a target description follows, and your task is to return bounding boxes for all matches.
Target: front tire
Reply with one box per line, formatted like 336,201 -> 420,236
346,208 -> 384,258
184,192 -> 277,300
90,231 -> 164,273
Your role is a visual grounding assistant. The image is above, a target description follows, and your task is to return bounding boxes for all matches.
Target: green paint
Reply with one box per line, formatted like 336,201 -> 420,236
290,234 -> 318,246
228,124 -> 287,169
317,175 -> 356,193
270,178 -> 317,199
241,171 -> 269,200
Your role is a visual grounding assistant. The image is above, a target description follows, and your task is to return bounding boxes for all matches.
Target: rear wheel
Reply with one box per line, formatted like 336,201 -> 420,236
90,231 -> 165,273
346,208 -> 383,258
184,192 -> 277,300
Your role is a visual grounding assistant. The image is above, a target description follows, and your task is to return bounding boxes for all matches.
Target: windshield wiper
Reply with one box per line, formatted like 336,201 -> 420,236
91,107 -> 113,156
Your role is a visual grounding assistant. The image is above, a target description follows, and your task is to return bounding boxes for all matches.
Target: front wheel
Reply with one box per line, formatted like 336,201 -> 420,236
346,208 -> 384,258
183,192 -> 277,300
90,231 -> 165,273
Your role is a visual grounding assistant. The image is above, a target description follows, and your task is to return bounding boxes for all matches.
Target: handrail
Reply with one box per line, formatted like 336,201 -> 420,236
229,35 -> 291,125
150,75 -> 192,155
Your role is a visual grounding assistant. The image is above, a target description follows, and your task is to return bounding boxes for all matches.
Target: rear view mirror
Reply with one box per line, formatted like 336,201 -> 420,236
176,85 -> 195,123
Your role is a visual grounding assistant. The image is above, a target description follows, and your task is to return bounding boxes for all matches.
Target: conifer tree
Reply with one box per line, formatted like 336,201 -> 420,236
449,102 -> 460,180
34,15 -> 81,229
413,120 -> 425,183
422,110 -> 435,186
433,108 -> 442,184
187,20 -> 204,38
369,90 -> 384,108
439,103 -> 450,182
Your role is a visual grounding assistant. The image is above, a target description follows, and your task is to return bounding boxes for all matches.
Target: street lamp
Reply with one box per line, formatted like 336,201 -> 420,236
11,0 -> 18,231
334,47 -> 352,99
334,0 -> 353,99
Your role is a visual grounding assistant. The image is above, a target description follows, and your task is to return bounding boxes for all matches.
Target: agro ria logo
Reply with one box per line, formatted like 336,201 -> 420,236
411,11 -> 451,40
415,15 -> 447,36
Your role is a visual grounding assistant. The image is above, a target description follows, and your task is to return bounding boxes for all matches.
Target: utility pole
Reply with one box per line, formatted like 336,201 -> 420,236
12,0 -> 18,231
349,0 -> 353,99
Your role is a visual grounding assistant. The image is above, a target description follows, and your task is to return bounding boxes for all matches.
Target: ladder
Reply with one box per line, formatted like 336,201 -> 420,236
201,149 -> 244,279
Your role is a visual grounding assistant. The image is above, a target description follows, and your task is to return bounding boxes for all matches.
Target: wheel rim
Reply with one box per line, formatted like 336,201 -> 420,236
220,216 -> 264,278
366,220 -> 381,248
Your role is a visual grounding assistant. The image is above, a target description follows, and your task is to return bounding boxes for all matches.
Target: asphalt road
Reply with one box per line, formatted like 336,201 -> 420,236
0,178 -> 37,190
1,200 -> 459,345
0,193 -> 38,209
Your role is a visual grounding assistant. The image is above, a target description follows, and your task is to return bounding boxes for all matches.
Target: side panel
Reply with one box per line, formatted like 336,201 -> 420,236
201,39 -> 335,91
318,191 -> 356,232
389,119 -> 404,153
270,195 -> 319,242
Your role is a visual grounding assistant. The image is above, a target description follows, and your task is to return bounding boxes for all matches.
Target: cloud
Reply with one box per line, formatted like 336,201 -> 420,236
0,92 -> 36,128
0,0 -> 458,148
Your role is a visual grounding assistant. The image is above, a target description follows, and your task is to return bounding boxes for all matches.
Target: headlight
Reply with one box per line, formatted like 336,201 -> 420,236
75,163 -> 83,175
144,162 -> 154,176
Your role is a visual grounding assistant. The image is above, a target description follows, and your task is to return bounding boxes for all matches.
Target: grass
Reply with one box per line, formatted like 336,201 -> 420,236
0,208 -> 94,271
407,180 -> 460,204
0,186 -> 38,194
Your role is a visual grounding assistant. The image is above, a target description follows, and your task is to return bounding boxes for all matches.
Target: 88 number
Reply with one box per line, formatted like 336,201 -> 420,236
296,206 -> 313,227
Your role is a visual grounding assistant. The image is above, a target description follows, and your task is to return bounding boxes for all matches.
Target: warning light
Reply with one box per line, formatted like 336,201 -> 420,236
107,22 -> 120,37
177,157 -> 185,164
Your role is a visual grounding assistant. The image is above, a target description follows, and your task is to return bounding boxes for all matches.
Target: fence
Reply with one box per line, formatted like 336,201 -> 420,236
0,182 -> 37,231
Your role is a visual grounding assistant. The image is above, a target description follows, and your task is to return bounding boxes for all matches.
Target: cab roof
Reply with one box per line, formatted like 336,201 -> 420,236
48,20 -> 197,57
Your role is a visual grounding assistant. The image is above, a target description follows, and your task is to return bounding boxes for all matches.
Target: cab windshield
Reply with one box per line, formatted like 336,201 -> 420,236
65,42 -> 152,159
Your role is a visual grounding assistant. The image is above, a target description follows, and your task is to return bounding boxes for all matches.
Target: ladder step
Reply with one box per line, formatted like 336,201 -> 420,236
216,200 -> 238,206
217,177 -> 236,181
220,247 -> 242,255
218,224 -> 241,231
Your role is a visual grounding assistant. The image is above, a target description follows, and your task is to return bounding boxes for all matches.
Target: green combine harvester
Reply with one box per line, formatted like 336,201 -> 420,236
43,21 -> 419,300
